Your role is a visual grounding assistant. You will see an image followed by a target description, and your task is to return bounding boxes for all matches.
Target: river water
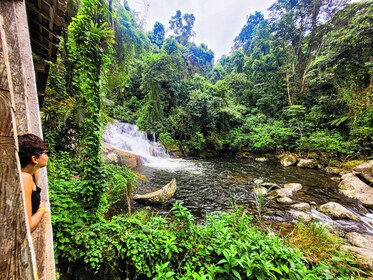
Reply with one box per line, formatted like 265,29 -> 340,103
104,121 -> 373,235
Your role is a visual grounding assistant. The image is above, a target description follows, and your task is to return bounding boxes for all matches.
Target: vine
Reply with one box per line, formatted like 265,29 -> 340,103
67,0 -> 114,210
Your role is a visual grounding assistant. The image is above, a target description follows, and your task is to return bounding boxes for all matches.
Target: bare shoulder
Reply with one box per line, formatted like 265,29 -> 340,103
21,172 -> 34,192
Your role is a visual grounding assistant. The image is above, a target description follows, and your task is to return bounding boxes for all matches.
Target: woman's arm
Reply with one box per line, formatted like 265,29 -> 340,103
22,173 -> 45,232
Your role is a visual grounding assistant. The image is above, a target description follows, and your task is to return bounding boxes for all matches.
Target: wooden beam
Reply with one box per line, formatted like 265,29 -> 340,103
0,1 -> 55,279
29,18 -> 60,42
0,11 -> 37,280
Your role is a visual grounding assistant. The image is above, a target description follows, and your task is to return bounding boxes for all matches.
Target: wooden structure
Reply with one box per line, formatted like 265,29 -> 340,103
0,0 -> 66,279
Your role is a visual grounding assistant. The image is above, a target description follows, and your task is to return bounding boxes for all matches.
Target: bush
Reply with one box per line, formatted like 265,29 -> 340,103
296,130 -> 352,155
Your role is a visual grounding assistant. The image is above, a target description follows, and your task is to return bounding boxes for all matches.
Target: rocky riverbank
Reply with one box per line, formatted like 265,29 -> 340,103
255,159 -> 373,270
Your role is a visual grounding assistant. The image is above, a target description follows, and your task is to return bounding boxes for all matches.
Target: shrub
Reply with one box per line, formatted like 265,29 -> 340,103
296,130 -> 352,155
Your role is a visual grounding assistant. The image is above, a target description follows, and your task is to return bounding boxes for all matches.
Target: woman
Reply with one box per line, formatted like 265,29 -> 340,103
18,133 -> 49,232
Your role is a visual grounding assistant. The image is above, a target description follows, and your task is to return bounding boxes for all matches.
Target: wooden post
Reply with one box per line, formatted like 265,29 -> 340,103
0,1 -> 55,279
0,25 -> 38,280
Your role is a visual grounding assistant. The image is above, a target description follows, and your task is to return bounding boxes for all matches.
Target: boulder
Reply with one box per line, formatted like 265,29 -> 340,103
276,188 -> 293,198
352,160 -> 373,185
338,173 -> 373,209
284,183 -> 302,192
280,154 -> 298,167
345,232 -> 373,252
277,197 -> 293,204
297,159 -> 318,169
319,202 -> 359,221
253,187 -> 268,196
291,202 -> 311,212
290,210 -> 313,223
102,142 -> 140,169
341,246 -> 373,270
133,178 -> 177,204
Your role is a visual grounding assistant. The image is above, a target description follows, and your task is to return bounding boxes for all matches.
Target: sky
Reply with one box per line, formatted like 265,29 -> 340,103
126,0 -> 276,59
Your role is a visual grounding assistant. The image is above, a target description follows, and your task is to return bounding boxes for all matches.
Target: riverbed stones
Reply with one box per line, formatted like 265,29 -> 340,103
341,246 -> 373,270
345,232 -> 373,252
284,183 -> 303,192
338,173 -> 373,209
276,188 -> 293,198
291,202 -> 311,212
290,210 -> 313,223
280,154 -> 298,167
319,202 -> 359,221
277,197 -> 293,204
297,159 -> 318,169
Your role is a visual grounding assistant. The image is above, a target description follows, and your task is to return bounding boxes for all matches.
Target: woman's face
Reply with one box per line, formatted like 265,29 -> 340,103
35,150 -> 49,167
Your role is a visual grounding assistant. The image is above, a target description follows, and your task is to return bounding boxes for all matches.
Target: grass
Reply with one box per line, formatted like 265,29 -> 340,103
285,222 -> 370,278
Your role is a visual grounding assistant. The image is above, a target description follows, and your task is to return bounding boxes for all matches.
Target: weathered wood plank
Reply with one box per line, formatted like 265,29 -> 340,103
0,87 -> 37,279
0,1 -> 56,279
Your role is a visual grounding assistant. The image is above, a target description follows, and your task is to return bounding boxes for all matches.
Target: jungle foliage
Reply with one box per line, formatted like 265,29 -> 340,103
102,0 -> 372,157
40,0 -> 372,278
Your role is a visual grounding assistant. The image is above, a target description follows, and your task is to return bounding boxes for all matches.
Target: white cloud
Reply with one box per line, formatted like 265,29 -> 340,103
127,0 -> 275,59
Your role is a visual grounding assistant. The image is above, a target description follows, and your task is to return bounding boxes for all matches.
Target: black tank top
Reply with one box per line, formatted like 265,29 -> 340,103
31,176 -> 41,214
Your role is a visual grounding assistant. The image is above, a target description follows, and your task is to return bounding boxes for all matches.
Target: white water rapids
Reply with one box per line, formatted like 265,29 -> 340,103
103,121 -> 194,171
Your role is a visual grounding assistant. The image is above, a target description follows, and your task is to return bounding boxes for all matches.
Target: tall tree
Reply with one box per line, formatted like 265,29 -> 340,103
169,10 -> 196,45
269,0 -> 348,104
234,11 -> 264,54
149,21 -> 165,48
67,0 -> 114,210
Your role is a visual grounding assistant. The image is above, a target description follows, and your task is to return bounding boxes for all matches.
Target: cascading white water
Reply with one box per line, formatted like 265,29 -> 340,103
103,121 -> 189,170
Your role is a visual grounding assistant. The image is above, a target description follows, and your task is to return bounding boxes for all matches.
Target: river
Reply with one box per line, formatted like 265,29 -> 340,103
104,121 -> 373,236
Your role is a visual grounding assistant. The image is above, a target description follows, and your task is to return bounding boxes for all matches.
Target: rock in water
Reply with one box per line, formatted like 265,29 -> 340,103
338,173 -> 373,209
133,178 -> 177,204
319,202 -> 359,220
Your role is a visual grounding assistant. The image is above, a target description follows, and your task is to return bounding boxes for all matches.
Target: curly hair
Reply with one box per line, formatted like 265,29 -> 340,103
18,133 -> 46,168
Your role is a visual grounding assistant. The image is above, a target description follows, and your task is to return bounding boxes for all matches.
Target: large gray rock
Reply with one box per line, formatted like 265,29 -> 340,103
319,202 -> 359,221
338,173 -> 373,209
280,154 -> 298,167
345,232 -> 373,252
297,159 -> 318,169
102,142 -> 140,169
133,178 -> 177,204
341,246 -> 373,270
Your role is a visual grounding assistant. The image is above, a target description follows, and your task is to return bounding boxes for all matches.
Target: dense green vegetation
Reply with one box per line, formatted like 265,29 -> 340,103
40,0 -> 372,278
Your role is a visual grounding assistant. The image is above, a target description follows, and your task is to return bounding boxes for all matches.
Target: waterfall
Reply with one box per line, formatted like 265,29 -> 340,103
103,121 -> 182,169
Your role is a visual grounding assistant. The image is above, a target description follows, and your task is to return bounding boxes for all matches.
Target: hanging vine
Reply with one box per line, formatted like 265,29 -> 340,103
67,0 -> 114,210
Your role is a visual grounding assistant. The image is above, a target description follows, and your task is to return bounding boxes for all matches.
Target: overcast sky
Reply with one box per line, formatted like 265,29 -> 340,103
126,0 -> 275,59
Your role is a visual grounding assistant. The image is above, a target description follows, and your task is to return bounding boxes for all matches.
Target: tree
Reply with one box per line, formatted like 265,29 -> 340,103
269,0 -> 348,103
169,10 -> 196,45
67,0 -> 114,210
149,21 -> 165,48
234,11 -> 264,54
